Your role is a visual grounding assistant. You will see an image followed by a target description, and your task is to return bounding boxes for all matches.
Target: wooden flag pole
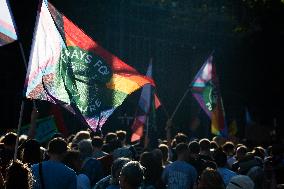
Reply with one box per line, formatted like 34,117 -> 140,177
169,87 -> 191,121
19,41 -> 36,114
13,42 -> 28,161
13,101 -> 25,160
18,42 -> 37,109
13,42 -> 37,161
144,115 -> 150,149
19,42 -> 28,69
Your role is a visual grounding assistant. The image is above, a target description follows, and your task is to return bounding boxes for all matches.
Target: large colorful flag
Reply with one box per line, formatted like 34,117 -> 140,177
0,0 -> 18,46
25,0 -> 154,132
191,55 -> 228,137
131,62 -> 161,142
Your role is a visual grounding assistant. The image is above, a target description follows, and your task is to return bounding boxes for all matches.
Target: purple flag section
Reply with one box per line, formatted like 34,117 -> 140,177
131,62 -> 153,142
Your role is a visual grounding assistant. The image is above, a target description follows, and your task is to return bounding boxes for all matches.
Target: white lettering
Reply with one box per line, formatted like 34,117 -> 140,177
94,60 -> 102,68
89,105 -> 97,113
79,104 -> 88,113
206,102 -> 212,111
71,50 -> 79,59
79,51 -> 86,60
61,53 -> 67,63
95,99 -> 101,107
98,66 -> 109,75
85,55 -> 92,64
65,49 -> 70,57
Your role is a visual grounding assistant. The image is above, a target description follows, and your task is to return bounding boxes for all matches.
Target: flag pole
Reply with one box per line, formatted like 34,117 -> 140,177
144,115 -> 149,147
162,105 -> 170,119
13,42 -> 27,161
13,37 -> 37,161
19,42 -> 28,69
169,87 -> 191,120
19,41 -> 37,110
13,100 -> 25,160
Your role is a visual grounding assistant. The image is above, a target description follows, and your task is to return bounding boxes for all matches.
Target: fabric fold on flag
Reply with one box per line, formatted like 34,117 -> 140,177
0,0 -> 18,46
191,55 -> 228,137
131,62 -> 161,142
25,0 -> 154,132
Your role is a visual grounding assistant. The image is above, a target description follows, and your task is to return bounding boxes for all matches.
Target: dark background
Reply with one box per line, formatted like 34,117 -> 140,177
1,0 -> 283,140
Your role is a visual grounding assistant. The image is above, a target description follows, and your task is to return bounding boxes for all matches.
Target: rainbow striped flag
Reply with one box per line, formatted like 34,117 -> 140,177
25,0 -> 153,131
0,0 -> 17,46
191,55 -> 228,137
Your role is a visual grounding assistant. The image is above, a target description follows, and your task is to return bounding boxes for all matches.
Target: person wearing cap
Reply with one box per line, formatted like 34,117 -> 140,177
31,137 -> 77,189
226,175 -> 255,189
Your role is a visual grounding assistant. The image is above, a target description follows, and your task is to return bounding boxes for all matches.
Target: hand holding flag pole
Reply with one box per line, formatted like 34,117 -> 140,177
166,85 -> 191,148
190,51 -> 228,137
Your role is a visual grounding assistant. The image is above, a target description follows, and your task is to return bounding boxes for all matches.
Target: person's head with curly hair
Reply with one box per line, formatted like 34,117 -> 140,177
5,160 -> 33,189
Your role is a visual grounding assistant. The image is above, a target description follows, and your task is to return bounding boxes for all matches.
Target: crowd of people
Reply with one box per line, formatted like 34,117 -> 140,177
0,110 -> 284,189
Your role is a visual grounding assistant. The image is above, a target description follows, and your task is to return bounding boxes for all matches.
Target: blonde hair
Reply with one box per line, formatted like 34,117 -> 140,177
72,130 -> 91,144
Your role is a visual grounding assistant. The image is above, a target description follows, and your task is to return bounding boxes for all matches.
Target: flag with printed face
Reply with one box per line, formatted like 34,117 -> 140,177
0,0 -> 17,46
25,0 -> 154,132
191,55 -> 228,137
